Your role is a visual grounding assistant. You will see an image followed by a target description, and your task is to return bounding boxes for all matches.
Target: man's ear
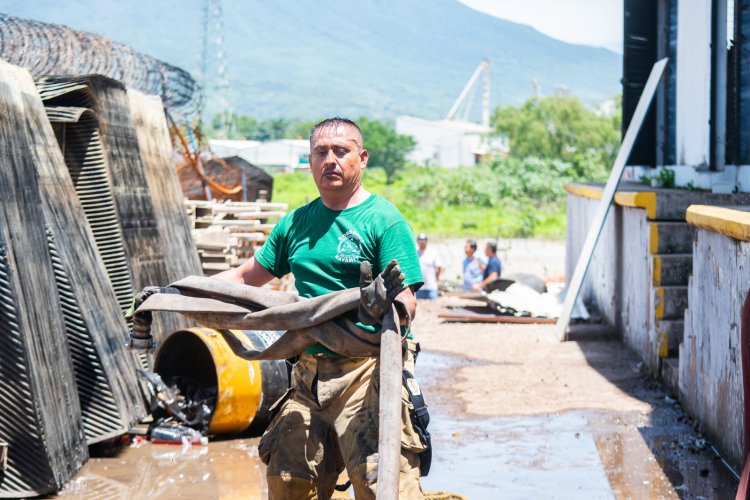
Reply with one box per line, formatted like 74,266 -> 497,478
360,148 -> 369,169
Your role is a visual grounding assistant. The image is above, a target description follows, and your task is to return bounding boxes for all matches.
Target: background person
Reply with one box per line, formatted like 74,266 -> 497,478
416,233 -> 442,300
472,241 -> 502,292
462,239 -> 484,291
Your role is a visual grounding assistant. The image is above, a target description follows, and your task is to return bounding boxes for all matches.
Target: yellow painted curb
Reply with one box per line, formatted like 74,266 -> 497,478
658,331 -> 669,358
649,223 -> 659,254
564,183 -> 604,200
614,191 -> 657,219
564,183 -> 657,218
654,287 -> 665,319
686,204 -> 750,242
652,256 -> 662,287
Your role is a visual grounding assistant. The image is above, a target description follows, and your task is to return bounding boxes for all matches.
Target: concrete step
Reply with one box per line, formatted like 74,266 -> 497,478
661,356 -> 680,397
655,320 -> 684,357
652,254 -> 693,286
654,286 -> 688,320
649,221 -> 695,254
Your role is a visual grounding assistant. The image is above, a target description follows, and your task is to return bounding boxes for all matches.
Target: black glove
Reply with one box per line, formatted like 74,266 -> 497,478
125,286 -> 180,320
358,259 -> 407,325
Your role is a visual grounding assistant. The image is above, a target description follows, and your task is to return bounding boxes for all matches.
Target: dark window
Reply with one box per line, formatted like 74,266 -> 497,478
623,0 -> 677,166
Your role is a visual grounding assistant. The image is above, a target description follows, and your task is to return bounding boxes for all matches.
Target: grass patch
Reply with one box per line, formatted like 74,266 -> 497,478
271,164 -> 571,239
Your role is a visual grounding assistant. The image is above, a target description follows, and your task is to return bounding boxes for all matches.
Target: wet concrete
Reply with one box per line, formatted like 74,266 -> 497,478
417,350 -> 738,499
55,343 -> 738,499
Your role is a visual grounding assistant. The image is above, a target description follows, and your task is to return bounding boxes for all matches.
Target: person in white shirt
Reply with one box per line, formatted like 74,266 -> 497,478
415,233 -> 442,300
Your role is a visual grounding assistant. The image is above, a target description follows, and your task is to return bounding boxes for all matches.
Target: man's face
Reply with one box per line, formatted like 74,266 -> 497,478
418,239 -> 427,251
485,245 -> 493,257
464,244 -> 475,257
309,125 -> 367,194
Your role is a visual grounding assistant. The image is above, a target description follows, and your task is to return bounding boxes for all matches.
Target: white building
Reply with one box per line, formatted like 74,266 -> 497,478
208,139 -> 310,173
395,115 -> 507,168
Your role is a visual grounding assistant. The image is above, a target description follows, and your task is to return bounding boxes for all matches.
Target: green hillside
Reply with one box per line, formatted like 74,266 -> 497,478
0,0 -> 621,119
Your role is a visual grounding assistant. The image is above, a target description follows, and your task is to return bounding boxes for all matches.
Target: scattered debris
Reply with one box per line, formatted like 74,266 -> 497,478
150,423 -> 207,446
140,370 -> 214,439
438,278 -> 589,323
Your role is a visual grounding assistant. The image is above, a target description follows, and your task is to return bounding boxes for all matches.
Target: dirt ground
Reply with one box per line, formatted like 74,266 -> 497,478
55,239 -> 740,499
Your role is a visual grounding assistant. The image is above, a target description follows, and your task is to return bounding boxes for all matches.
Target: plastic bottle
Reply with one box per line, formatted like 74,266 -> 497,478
150,424 -> 208,446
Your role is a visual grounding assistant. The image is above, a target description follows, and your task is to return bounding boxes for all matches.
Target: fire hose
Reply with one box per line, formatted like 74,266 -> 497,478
127,271 -> 408,499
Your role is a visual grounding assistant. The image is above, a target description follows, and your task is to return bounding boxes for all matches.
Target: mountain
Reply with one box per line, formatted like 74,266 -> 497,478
0,0 -> 621,120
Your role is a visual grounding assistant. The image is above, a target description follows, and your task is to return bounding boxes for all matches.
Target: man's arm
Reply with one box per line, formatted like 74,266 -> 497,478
472,258 -> 500,291
213,256 -> 275,287
398,286 -> 418,323
472,270 -> 498,291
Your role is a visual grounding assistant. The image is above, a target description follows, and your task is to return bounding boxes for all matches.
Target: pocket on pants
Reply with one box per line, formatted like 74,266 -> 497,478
258,396 -> 294,465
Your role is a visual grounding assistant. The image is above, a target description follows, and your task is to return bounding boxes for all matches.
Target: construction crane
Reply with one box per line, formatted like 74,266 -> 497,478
445,59 -> 491,127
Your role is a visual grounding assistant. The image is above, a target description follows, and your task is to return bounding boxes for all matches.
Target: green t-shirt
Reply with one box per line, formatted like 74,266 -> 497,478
255,194 -> 423,354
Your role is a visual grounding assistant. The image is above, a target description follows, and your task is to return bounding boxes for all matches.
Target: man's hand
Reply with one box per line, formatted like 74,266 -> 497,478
358,259 -> 407,325
125,286 -> 180,320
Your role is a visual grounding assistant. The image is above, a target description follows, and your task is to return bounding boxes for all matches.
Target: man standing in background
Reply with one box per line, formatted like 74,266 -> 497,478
462,239 -> 484,291
472,241 -> 502,292
416,233 -> 442,300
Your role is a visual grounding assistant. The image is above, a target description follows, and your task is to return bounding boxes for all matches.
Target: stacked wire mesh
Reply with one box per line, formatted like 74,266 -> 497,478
0,64 -> 201,497
0,12 -> 206,496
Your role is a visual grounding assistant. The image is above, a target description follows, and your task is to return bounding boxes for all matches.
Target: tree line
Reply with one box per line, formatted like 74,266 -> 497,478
207,94 -> 621,188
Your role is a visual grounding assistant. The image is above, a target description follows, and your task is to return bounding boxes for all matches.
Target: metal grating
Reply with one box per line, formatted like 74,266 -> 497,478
45,227 -> 125,443
0,247 -> 53,495
46,108 -> 134,316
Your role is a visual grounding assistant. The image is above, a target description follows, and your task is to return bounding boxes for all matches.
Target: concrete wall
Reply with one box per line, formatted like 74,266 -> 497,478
621,208 -> 653,363
565,194 -> 656,366
680,229 -> 745,469
565,194 -> 618,321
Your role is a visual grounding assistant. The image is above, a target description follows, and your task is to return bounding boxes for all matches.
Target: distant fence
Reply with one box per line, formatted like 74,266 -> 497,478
0,14 -> 202,113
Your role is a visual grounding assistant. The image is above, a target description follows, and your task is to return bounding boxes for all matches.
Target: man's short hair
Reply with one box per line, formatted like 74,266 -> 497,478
310,117 -> 362,148
466,239 -> 477,251
486,242 -> 497,254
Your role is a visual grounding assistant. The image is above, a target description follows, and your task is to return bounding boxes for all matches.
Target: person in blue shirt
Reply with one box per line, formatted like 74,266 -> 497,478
472,241 -> 502,291
462,239 -> 484,291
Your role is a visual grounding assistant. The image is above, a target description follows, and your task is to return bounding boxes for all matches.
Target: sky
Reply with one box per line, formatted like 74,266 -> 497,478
458,0 -> 623,53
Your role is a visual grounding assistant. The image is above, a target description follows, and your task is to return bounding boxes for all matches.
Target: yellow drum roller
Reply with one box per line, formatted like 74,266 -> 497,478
154,328 -> 288,435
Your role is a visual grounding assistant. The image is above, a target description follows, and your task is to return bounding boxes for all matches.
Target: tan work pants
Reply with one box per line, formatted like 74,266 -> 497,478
258,340 -> 426,499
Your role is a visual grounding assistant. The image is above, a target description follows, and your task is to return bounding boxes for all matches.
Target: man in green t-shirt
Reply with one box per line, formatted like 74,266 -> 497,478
215,118 -> 426,499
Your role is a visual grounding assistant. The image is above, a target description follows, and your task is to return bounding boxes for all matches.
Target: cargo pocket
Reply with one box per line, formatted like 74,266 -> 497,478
258,392 -> 294,466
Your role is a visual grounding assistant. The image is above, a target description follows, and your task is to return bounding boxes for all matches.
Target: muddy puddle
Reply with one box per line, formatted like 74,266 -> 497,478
417,351 -> 739,499
56,350 -> 738,499
55,438 -> 267,499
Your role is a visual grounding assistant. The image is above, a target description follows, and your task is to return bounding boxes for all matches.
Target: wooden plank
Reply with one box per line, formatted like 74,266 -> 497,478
439,309 -> 557,324
556,58 -> 667,341
376,306 -> 402,500
127,90 -> 203,281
